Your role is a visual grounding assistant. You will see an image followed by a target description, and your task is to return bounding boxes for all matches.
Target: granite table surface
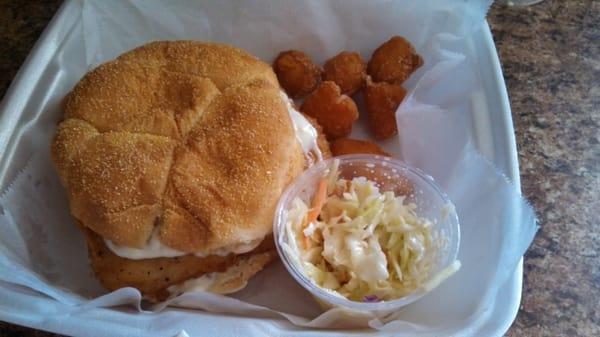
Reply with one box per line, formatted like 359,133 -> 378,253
0,1 -> 598,336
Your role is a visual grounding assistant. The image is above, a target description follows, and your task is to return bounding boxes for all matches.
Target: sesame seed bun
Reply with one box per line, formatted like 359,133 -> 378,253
51,41 -> 309,298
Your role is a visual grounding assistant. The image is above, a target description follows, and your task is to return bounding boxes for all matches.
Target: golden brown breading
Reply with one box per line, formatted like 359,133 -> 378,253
85,227 -> 276,302
300,81 -> 359,140
341,165 -> 414,197
332,149 -> 414,197
273,50 -> 321,98
367,36 -> 423,85
330,138 -> 391,157
322,51 -> 366,96
363,76 -> 406,140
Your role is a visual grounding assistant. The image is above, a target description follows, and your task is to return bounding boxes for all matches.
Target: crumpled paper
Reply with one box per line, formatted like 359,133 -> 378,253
0,0 -> 537,336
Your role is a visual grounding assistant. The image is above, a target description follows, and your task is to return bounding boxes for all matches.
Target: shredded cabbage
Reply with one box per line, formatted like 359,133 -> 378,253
285,161 -> 453,302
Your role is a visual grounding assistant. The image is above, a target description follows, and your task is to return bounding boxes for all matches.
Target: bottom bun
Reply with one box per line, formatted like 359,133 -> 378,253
84,226 -> 276,301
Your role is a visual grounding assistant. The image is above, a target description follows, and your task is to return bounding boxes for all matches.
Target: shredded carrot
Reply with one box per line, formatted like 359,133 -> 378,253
303,178 -> 328,248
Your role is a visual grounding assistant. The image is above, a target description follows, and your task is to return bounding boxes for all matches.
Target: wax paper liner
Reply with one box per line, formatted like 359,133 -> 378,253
0,0 -> 537,335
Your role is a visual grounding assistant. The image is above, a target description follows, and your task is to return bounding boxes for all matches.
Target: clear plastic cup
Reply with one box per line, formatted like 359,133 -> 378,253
273,154 -> 460,312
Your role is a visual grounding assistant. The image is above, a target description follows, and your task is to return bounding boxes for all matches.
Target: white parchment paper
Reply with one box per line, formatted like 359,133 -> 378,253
0,0 -> 537,336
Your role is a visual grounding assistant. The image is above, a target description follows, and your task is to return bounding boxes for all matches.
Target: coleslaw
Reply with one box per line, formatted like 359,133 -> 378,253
282,160 -> 459,302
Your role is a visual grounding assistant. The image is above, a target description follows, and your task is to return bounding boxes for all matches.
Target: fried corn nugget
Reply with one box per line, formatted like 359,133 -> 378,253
300,81 -> 359,140
341,165 -> 413,197
330,138 -> 390,157
332,142 -> 414,197
367,36 -> 423,84
363,76 -> 406,140
273,50 -> 321,98
322,51 -> 366,96
340,167 -> 414,196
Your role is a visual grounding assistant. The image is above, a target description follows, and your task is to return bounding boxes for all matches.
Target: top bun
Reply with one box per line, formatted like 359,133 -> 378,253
52,41 -> 305,253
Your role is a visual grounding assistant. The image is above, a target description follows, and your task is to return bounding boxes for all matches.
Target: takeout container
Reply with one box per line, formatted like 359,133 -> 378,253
273,154 -> 461,313
0,1 -> 536,335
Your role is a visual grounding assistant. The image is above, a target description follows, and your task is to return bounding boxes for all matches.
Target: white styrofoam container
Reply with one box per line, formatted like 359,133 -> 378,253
0,1 -> 523,336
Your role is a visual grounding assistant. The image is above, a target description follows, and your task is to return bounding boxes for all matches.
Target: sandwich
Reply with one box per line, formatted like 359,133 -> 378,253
51,41 -> 329,301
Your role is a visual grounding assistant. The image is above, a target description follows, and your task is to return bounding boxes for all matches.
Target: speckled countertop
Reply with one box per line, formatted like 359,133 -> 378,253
0,1 -> 598,336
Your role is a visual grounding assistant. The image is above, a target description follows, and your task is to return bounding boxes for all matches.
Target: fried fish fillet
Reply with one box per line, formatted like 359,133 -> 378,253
85,227 -> 276,301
